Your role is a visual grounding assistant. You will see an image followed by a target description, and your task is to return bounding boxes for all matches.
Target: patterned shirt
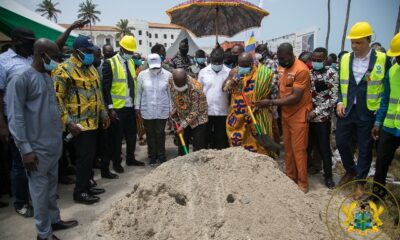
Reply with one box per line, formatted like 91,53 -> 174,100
169,77 -> 208,129
53,56 -> 108,131
170,52 -> 193,71
310,67 -> 339,122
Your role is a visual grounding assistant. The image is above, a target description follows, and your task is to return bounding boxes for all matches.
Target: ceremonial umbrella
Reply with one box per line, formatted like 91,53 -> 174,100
166,0 -> 269,43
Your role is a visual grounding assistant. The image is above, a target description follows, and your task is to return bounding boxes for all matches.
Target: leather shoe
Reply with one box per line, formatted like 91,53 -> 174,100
113,164 -> 124,173
126,159 -> 145,166
101,171 -> 119,179
88,187 -> 105,195
338,172 -> 356,186
73,193 -> 100,205
325,178 -> 335,189
353,183 -> 365,200
52,220 -> 79,231
37,235 -> 60,240
59,175 -> 75,185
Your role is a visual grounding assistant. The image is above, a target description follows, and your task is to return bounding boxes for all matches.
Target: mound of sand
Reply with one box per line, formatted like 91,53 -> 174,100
96,148 -> 329,240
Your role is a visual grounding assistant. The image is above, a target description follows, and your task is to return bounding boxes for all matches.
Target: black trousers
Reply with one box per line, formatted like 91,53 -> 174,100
59,133 -> 76,179
95,127 -> 112,174
207,116 -> 228,150
307,121 -> 333,178
178,123 -> 207,156
72,130 -> 97,196
143,119 -> 167,161
373,129 -> 400,198
109,107 -> 137,165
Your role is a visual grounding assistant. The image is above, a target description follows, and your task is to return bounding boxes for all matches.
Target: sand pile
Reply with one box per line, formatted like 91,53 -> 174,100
96,148 -> 329,240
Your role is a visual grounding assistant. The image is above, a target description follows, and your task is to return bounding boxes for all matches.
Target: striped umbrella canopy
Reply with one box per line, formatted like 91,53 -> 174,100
166,0 -> 269,42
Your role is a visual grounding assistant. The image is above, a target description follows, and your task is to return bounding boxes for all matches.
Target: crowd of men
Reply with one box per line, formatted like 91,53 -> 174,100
0,20 -> 399,239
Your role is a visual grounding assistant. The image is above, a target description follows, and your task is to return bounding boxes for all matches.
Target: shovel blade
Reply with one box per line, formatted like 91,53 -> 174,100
255,134 -> 282,152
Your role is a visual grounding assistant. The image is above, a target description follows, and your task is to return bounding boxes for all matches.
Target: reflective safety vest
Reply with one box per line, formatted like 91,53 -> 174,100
108,55 -> 136,109
339,51 -> 386,111
383,63 -> 400,129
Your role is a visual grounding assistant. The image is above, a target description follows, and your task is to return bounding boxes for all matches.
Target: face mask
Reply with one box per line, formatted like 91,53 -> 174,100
196,58 -> 206,64
255,53 -> 263,61
211,64 -> 223,72
42,56 -> 59,72
78,50 -> 94,65
150,68 -> 161,75
231,55 -> 239,64
278,59 -> 294,68
331,63 -> 337,69
160,55 -> 166,62
312,61 -> 324,71
239,66 -> 252,75
180,48 -> 189,56
134,59 -> 142,67
173,83 -> 188,92
121,53 -> 133,60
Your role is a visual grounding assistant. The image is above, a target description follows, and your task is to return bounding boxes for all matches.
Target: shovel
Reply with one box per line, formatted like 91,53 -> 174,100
174,122 -> 189,155
241,92 -> 282,152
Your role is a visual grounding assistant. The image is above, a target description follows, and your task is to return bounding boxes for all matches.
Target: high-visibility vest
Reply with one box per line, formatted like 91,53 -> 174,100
339,51 -> 386,110
383,63 -> 400,129
108,55 -> 136,109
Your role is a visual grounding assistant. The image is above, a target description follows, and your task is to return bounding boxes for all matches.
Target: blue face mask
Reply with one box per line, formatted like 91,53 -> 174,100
312,61 -> 324,71
238,66 -> 252,75
196,58 -> 206,64
160,55 -> 165,62
331,63 -> 337,69
78,50 -> 94,65
43,57 -> 59,72
134,59 -> 142,67
211,64 -> 223,72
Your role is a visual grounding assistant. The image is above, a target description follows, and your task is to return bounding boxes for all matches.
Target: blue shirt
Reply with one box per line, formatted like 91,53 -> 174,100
0,49 -> 33,115
375,66 -> 400,137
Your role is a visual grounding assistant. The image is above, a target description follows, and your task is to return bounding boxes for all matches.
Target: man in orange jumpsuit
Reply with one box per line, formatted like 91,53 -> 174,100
256,43 -> 312,193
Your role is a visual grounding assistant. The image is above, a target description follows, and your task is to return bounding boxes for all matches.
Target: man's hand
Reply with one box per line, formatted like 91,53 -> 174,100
22,152 -> 38,171
255,99 -> 271,109
67,123 -> 82,137
69,20 -> 87,30
135,109 -> 142,119
336,104 -> 346,118
308,112 -> 316,121
108,109 -> 118,122
0,123 -> 9,144
177,126 -> 184,134
103,116 -> 110,129
371,126 -> 380,140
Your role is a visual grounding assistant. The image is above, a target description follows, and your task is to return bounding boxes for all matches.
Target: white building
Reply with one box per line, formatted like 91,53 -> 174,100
60,20 -> 181,57
266,27 -> 319,57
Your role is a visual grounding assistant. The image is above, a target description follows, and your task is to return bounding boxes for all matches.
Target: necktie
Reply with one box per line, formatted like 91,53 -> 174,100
125,61 -> 135,99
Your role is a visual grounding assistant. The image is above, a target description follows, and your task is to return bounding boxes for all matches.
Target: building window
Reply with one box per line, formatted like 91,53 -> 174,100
164,34 -> 167,39
149,33 -> 152,38
146,31 -> 148,36
171,34 -> 174,39
164,43 -> 167,47
155,34 -> 158,39
106,38 -> 111,45
149,42 -> 152,47
139,40 -> 142,45
115,41 -> 119,47
138,30 -> 142,36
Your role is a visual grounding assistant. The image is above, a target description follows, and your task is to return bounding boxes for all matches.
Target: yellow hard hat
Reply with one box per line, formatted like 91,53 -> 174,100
346,22 -> 373,39
119,35 -> 137,52
387,32 -> 400,57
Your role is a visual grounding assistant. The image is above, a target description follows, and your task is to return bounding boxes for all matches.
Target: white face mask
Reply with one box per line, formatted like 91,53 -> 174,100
255,53 -> 263,61
173,82 -> 188,92
211,64 -> 223,72
150,68 -> 161,75
121,53 -> 133,60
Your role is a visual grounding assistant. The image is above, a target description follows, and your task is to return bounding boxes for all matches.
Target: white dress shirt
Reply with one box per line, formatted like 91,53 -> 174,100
352,49 -> 371,85
198,64 -> 230,116
135,68 -> 172,120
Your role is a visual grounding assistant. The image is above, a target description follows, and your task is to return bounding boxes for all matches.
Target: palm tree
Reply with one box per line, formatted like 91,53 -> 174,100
115,19 -> 135,39
77,0 -> 101,37
395,4 -> 400,35
341,0 -> 352,51
325,0 -> 331,50
35,0 -> 61,23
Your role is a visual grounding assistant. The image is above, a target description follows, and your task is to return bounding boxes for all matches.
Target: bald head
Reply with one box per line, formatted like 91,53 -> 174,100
172,68 -> 188,87
277,43 -> 295,68
238,52 -> 253,67
232,45 -> 244,55
277,43 -> 293,56
32,38 -> 60,72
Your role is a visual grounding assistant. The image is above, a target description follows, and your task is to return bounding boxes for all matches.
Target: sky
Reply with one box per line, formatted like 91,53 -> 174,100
16,0 -> 399,54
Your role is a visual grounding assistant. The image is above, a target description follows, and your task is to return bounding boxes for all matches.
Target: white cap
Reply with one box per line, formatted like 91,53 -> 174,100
148,54 -> 161,69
